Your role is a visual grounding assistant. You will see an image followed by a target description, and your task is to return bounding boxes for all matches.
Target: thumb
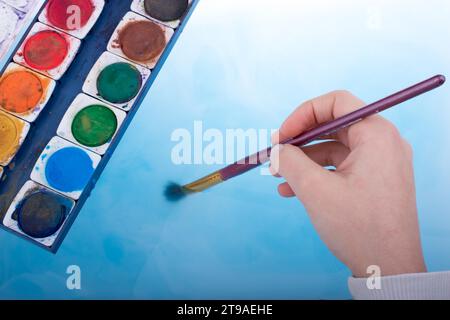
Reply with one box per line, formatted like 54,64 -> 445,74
270,144 -> 332,195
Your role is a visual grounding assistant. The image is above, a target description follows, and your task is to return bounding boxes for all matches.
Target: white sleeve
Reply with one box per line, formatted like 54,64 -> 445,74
348,271 -> 450,300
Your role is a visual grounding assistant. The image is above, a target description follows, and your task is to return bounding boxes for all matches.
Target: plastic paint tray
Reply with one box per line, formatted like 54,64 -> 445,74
0,0 -> 200,253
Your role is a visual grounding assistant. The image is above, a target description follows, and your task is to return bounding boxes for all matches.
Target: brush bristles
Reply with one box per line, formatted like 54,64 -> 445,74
164,182 -> 190,201
164,172 -> 224,202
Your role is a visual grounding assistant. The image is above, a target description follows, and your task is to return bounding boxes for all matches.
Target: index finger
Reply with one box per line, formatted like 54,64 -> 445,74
273,90 -> 383,148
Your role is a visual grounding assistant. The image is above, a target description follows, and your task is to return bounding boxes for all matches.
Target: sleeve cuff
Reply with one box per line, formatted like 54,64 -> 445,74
348,271 -> 450,300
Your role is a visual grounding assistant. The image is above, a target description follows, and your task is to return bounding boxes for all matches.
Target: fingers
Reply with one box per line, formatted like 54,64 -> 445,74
270,144 -> 333,196
272,90 -> 366,146
278,182 -> 295,198
302,141 -> 350,169
272,90 -> 398,150
270,141 -> 350,171
273,142 -> 348,198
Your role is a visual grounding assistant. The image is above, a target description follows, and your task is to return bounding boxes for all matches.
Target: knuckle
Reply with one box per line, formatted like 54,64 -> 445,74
333,89 -> 355,100
381,122 -> 402,141
375,123 -> 414,159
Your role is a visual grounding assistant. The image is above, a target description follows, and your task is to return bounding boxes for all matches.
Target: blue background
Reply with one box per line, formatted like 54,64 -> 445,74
0,0 -> 449,299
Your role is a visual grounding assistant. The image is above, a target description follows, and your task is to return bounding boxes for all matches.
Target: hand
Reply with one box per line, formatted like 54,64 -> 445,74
270,90 -> 427,278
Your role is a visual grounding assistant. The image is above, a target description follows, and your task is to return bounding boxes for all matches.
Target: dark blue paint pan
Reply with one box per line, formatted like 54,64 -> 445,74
0,0 -> 200,253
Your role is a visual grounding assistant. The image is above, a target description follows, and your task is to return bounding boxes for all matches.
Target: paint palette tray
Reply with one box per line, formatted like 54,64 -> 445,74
38,0 -> 105,39
0,109 -> 30,166
131,0 -> 193,29
0,62 -> 56,122
4,0 -> 39,12
30,136 -> 102,200
107,11 -> 174,69
0,1 -> 26,59
57,93 -> 126,154
0,0 -> 200,252
13,22 -> 82,80
0,0 -> 46,63
82,51 -> 151,111
3,180 -> 75,247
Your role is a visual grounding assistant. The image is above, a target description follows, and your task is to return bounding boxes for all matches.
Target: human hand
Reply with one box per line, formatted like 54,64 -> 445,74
270,90 -> 427,278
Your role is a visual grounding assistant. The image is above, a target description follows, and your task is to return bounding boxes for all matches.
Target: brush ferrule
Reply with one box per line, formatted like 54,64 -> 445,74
183,171 -> 224,193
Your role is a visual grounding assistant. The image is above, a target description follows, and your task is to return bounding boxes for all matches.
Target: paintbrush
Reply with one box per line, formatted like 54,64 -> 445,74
166,75 -> 446,201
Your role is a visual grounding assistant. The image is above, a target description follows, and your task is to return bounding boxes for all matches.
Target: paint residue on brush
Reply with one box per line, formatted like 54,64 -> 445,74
97,62 -> 142,104
164,182 -> 189,202
46,0 -> 95,31
23,30 -> 69,70
0,70 -> 46,114
16,190 -> 68,238
118,20 -> 166,62
45,147 -> 94,192
71,105 -> 118,147
0,111 -> 25,165
144,0 -> 188,22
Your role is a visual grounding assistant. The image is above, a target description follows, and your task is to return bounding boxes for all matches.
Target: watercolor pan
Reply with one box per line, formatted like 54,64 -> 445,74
0,0 -> 199,253
14,22 -> 81,80
82,51 -> 151,111
57,93 -> 126,155
0,62 -> 56,122
31,136 -> 101,200
0,110 -> 30,166
0,1 -> 26,59
107,11 -> 174,69
3,180 -> 75,247
0,1 -> 46,66
39,0 -> 105,39
131,0 -> 192,29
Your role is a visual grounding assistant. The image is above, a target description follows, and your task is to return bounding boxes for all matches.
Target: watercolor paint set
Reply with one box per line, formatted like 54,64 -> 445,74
0,0 -> 199,252
0,0 -> 46,62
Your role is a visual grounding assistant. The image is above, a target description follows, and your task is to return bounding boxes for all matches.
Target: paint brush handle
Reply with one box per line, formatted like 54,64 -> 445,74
220,75 -> 446,181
